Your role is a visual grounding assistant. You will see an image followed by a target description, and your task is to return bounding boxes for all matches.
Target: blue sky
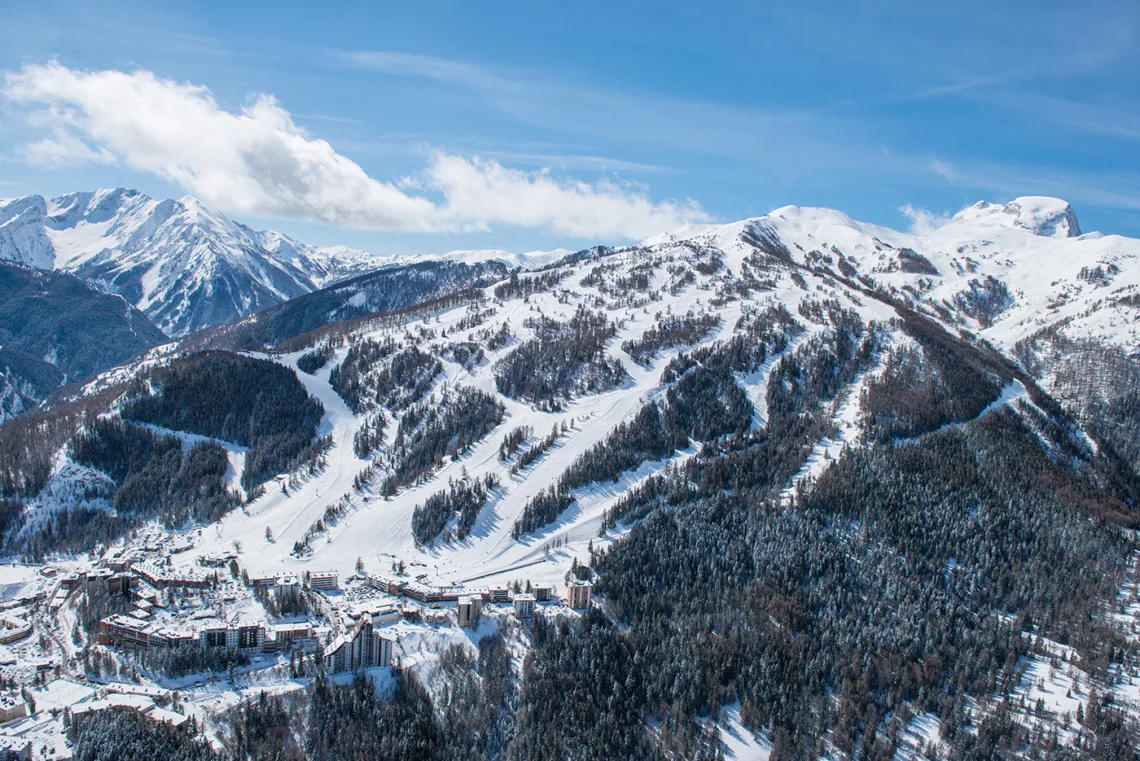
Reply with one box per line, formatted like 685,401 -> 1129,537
1,0 -> 1138,253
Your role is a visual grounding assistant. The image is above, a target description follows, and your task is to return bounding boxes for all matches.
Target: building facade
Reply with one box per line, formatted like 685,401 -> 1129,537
457,596 -> 482,628
568,580 -> 592,610
512,594 -> 535,619
327,619 -> 394,674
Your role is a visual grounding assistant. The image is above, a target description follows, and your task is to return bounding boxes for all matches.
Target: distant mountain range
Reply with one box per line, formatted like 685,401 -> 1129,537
0,188 -> 385,336
0,260 -> 168,423
0,187 -> 576,420
2,192 -> 1140,757
0,189 -> 582,339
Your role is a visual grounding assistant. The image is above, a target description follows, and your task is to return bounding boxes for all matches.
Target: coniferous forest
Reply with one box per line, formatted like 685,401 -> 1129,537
1,190 -> 1138,761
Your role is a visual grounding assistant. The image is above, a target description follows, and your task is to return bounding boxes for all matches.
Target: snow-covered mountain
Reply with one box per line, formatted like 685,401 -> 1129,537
4,194 -> 1140,758
647,196 -> 1138,353
0,188 -> 586,338
0,260 -> 167,423
407,247 -> 575,269
0,188 -> 387,336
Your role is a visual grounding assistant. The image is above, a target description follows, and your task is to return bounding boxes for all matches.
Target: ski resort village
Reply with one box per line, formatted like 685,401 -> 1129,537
0,536 -> 592,759
0,189 -> 1138,759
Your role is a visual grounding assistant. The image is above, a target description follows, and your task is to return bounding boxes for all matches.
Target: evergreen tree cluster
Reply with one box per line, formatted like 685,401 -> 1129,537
896,247 -> 940,275
369,347 -> 443,410
412,473 -> 498,545
19,505 -> 132,561
223,645 -> 520,761
433,635 -> 518,761
512,487 -> 575,538
331,341 -> 441,414
509,425 -> 562,476
569,410 -> 1138,759
1016,328 -> 1140,479
493,307 -> 627,405
440,340 -> 484,371
381,387 -> 504,495
305,671 -> 437,761
621,310 -> 721,366
296,344 -> 334,374
498,425 -> 531,461
0,497 -> 22,545
493,270 -> 566,301
952,275 -> 1015,326
474,320 -> 513,351
137,645 -> 251,678
514,363 -> 752,536
328,336 -> 399,412
862,309 -> 1013,441
452,304 -> 496,333
0,382 -> 127,497
71,707 -> 219,761
69,418 -> 240,526
660,303 -> 801,381
123,351 -> 324,490
582,261 -> 659,299
226,690 -> 296,761
679,319 -> 880,495
352,411 -> 387,459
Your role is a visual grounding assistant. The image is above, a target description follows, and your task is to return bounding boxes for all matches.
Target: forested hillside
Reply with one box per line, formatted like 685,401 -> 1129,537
0,260 -> 167,423
7,197 -> 1140,760
123,351 -> 326,490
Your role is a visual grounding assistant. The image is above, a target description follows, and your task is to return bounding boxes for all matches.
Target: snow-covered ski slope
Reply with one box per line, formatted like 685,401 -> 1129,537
132,195 -> 1134,595
47,195 -> 1138,598
651,197 -> 1139,351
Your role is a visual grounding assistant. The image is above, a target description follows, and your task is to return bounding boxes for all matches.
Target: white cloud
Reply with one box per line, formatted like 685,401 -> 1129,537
2,62 -> 709,238
930,159 -> 958,182
899,203 -> 951,234
19,126 -> 116,168
424,154 -> 705,238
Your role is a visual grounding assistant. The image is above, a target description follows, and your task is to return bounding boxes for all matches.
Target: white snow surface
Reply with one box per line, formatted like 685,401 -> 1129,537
11,192 -> 1140,755
0,189 -> 387,336
52,193 -> 1134,609
646,196 -> 1139,354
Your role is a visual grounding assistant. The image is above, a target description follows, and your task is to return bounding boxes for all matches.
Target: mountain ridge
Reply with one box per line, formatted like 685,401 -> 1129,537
2,191 -> 1139,759
0,188 -> 386,336
0,259 -> 168,423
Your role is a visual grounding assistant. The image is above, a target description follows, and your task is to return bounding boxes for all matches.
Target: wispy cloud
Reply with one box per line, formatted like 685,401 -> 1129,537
341,49 -> 1140,225
978,90 -> 1140,142
930,159 -> 958,182
342,51 -> 498,90
899,203 -> 951,234
477,150 -> 668,174
927,156 -> 1140,215
2,61 -> 710,238
340,49 -> 874,174
293,112 -> 368,126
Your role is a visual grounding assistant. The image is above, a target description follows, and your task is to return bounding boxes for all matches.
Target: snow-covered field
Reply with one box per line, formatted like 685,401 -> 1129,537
5,194 -> 1140,757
